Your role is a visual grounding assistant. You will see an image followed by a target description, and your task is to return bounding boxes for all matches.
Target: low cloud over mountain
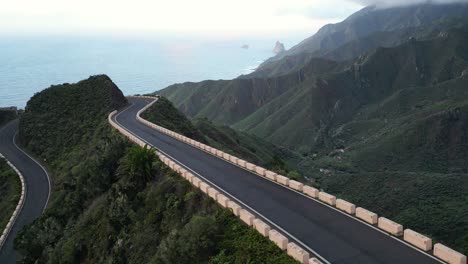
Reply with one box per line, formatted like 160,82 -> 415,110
351,0 -> 468,8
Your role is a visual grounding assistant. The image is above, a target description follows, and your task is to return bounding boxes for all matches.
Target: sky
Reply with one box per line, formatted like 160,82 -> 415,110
3,0 -> 468,38
351,0 -> 468,8
1,0 -> 364,37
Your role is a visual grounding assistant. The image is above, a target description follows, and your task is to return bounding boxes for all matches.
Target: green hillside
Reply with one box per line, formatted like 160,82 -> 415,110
159,58 -> 343,125
14,76 -> 296,263
255,3 -> 468,76
0,109 -> 17,127
0,157 -> 20,232
156,23 -> 468,254
142,97 -> 301,177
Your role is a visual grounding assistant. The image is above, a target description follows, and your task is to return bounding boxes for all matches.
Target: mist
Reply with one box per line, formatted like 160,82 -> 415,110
351,0 -> 468,8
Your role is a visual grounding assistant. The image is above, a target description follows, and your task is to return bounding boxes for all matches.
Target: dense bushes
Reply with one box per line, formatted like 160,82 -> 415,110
142,97 -> 302,176
18,75 -> 127,160
0,109 -> 17,127
14,77 -> 296,263
0,158 -> 20,231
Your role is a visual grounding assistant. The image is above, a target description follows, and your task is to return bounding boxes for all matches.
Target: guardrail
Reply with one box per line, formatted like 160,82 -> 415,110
0,154 -> 26,250
112,96 -> 467,264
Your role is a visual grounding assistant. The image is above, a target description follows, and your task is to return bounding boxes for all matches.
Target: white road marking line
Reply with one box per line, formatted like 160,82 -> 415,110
116,99 -> 445,264
13,132 -> 51,212
114,102 -> 331,263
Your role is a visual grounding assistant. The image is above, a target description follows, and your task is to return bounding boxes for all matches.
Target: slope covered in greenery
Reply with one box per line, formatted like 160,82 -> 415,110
157,22 -> 468,254
142,97 -> 301,178
0,109 -> 17,127
0,157 -> 20,232
14,76 -> 296,263
255,2 -> 468,76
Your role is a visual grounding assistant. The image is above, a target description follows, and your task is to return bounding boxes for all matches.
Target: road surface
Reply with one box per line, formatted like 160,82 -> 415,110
114,97 -> 441,264
0,120 -> 50,263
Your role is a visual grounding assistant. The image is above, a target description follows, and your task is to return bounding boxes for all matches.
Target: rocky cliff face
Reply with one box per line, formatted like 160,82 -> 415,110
273,41 -> 285,54
255,3 -> 468,77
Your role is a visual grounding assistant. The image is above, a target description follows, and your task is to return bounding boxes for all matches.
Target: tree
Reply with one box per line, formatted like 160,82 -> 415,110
119,145 -> 157,187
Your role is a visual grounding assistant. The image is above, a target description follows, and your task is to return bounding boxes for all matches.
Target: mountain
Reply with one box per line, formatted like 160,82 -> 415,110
157,6 -> 468,254
234,27 -> 468,150
253,2 -> 468,77
160,58 -> 344,125
14,76 -> 296,263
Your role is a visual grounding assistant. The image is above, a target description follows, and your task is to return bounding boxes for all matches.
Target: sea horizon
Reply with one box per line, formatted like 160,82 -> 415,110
0,34 -> 305,109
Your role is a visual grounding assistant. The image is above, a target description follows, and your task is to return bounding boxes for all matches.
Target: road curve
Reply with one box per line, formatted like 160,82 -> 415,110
115,97 -> 442,264
0,120 -> 50,263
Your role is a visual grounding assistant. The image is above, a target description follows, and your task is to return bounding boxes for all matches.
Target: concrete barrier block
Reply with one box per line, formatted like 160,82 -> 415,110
191,177 -> 201,188
223,153 -> 231,160
183,171 -> 193,182
434,243 -> 467,264
318,192 -> 336,206
207,187 -> 219,200
269,230 -> 288,250
199,182 -> 210,193
230,156 -> 238,164
167,161 -> 174,169
276,175 -> 289,186
309,258 -> 323,264
237,159 -> 247,167
239,209 -> 255,226
255,166 -> 266,176
246,163 -> 256,171
336,199 -> 356,215
216,194 -> 229,208
403,229 -> 432,251
356,207 -> 378,225
289,180 -> 304,192
253,219 -> 270,237
227,201 -> 241,216
303,186 -> 319,198
287,242 -> 310,264
216,150 -> 224,157
378,217 -> 403,236
210,147 -> 218,155
178,167 -> 186,175
265,171 -> 277,181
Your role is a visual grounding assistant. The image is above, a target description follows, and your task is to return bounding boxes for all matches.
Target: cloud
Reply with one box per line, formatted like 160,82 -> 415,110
348,0 -> 468,8
0,0 -> 359,37
275,0 -> 361,19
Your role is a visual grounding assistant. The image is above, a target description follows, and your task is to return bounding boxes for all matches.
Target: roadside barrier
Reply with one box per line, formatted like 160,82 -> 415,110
109,96 -> 467,264
0,154 -> 26,250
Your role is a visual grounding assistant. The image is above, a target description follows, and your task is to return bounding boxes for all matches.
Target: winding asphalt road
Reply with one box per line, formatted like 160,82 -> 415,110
114,97 -> 442,264
0,120 -> 50,263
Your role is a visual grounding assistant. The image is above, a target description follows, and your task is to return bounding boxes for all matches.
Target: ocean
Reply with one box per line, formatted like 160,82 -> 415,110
0,35 -> 301,108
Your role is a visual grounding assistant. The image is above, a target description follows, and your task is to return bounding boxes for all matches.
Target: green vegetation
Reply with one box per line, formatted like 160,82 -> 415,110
0,109 -> 17,127
0,158 -> 21,231
14,76 -> 296,263
142,97 -> 302,178
30,145 -> 296,263
158,21 -> 468,254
